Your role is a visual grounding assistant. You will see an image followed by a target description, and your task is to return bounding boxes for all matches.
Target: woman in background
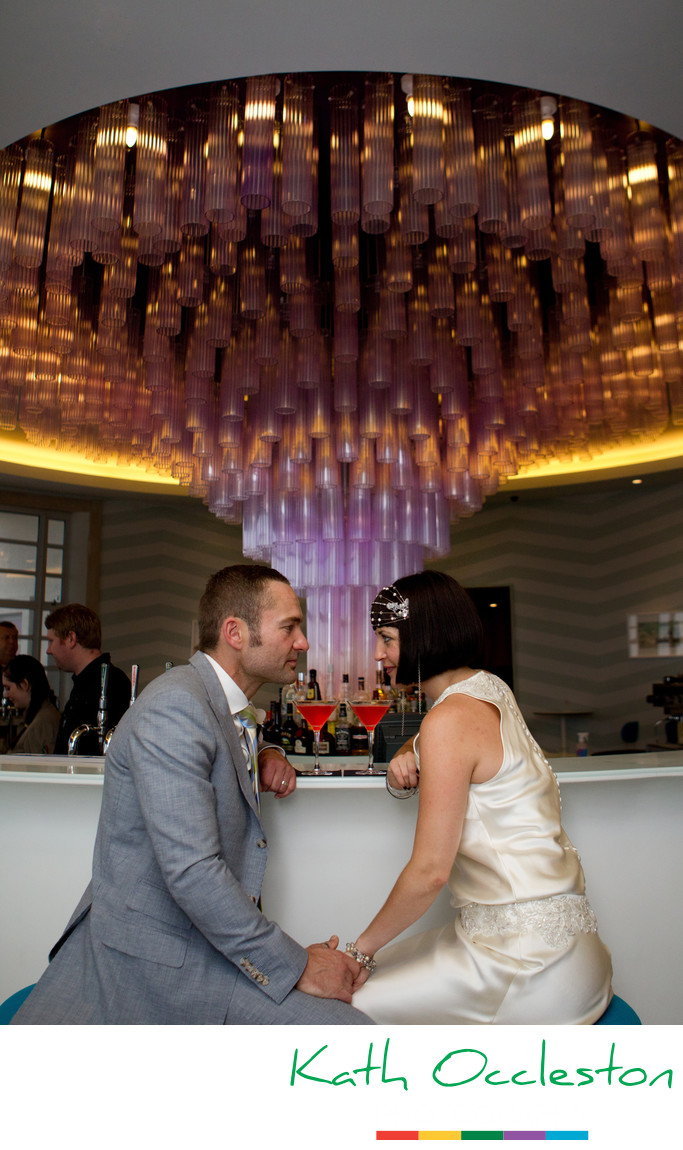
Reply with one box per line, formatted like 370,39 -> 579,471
2,655 -> 61,754
348,570 -> 612,1024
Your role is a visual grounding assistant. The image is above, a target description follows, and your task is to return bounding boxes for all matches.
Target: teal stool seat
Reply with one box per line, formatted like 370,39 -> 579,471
594,994 -> 641,1024
0,985 -> 36,1024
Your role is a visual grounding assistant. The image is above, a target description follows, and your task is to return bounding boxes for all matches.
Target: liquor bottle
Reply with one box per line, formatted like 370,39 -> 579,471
269,700 -> 283,746
306,668 -> 322,700
318,721 -> 336,756
350,714 -> 369,756
294,715 -> 313,755
324,663 -> 336,700
280,703 -> 297,754
355,675 -> 369,701
373,667 -> 386,701
335,702 -> 352,754
284,670 -> 306,705
339,672 -> 350,702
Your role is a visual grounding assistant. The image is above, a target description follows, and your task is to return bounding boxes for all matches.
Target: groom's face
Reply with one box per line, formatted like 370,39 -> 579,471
241,581 -> 309,688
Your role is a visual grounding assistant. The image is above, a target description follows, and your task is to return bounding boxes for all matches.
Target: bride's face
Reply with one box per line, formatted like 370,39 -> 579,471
374,625 -> 400,685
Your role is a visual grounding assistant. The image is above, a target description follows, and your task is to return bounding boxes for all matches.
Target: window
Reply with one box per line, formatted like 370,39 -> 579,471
0,507 -> 67,695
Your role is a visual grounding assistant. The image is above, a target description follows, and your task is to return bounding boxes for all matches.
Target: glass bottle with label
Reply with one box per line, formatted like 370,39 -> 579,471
306,668 -> 322,700
335,702 -> 352,755
280,703 -> 297,754
294,715 -> 313,755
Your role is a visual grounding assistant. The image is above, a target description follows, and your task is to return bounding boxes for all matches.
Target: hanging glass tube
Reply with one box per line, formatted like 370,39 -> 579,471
133,96 -> 168,238
385,214 -> 413,291
91,101 -> 127,235
362,72 -> 394,221
44,154 -> 77,285
411,74 -> 445,204
559,98 -> 596,230
398,114 -> 429,244
511,92 -> 551,233
13,138 -> 54,269
177,236 -> 205,307
239,239 -> 266,319
428,239 -> 455,316
280,233 -> 308,294
329,84 -> 361,225
379,284 -> 407,339
443,83 -> 478,219
205,83 -> 240,226
180,102 -> 208,236
281,74 -> 314,219
408,277 -> 434,364
447,216 -> 477,273
157,122 -> 184,253
241,75 -> 278,210
261,133 -> 288,247
473,95 -> 507,234
0,144 -> 22,273
627,132 -> 668,262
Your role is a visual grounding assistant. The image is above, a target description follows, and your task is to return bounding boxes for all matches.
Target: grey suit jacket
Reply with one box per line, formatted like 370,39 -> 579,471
14,652 -> 311,1024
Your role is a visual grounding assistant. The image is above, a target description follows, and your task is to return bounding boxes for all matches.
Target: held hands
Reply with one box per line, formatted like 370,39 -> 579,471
257,748 -> 296,798
387,746 -> 419,791
296,934 -> 365,1003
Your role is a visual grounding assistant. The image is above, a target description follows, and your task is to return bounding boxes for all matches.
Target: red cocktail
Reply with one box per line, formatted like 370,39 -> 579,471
349,702 -> 391,774
297,701 -> 337,774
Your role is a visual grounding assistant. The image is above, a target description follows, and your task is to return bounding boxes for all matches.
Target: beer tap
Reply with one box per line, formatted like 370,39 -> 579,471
102,663 -> 139,753
68,663 -> 110,756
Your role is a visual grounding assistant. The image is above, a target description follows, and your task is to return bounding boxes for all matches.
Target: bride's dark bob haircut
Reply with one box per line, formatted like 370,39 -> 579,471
381,571 -> 485,685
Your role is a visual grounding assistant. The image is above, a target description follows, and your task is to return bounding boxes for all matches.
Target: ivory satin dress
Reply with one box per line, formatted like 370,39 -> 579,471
353,672 -> 613,1025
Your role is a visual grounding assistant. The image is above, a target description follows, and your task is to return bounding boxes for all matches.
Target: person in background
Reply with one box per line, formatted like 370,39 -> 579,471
13,564 -> 369,1025
2,655 -> 61,754
45,604 -> 131,755
0,621 -> 19,670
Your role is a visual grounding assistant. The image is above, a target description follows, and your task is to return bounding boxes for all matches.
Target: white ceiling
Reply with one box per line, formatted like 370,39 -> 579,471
1,0 -> 681,147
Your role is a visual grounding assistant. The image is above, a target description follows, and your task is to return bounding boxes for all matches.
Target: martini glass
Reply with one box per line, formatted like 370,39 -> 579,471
297,700 -> 337,775
349,701 -> 391,774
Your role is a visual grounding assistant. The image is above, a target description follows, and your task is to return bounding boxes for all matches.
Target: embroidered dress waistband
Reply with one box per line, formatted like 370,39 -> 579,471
458,893 -> 598,949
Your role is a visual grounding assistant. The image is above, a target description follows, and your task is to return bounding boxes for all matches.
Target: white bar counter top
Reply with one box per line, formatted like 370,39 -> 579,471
2,750 -> 682,1022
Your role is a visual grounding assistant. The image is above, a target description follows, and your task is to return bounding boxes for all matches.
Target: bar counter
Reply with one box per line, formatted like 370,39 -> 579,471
2,751 -> 682,1022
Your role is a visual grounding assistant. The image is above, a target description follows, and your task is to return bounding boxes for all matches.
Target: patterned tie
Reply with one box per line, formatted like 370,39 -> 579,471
238,704 -> 260,811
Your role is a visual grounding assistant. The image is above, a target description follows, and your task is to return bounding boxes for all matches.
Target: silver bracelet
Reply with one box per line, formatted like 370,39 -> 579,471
345,942 -> 377,974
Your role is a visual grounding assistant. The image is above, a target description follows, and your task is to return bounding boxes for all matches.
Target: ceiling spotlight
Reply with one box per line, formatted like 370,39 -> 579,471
540,95 -> 557,141
632,478 -> 643,485
126,102 -> 140,148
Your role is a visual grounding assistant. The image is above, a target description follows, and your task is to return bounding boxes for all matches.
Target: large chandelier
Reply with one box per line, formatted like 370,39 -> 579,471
1,72 -> 682,678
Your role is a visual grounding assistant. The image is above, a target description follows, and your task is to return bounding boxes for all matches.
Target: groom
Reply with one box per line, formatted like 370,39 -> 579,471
13,565 -> 370,1025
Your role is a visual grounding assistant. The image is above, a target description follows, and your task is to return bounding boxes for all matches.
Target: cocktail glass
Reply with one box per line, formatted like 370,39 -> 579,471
348,702 -> 391,774
297,701 -> 337,775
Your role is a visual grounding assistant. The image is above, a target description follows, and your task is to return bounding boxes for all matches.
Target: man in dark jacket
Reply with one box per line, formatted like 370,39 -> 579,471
46,604 -> 131,754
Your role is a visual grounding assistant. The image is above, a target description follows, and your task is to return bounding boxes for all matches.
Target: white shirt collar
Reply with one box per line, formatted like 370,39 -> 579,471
203,652 -> 249,716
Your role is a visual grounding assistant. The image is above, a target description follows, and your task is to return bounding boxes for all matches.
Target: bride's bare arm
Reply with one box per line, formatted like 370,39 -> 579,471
353,695 -> 488,963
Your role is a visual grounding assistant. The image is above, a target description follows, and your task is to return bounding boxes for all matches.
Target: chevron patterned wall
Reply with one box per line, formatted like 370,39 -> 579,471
99,498 -> 244,692
435,480 -> 683,752
98,479 -> 683,753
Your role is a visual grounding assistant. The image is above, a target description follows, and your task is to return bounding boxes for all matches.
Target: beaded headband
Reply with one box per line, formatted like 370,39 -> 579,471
370,585 -> 410,629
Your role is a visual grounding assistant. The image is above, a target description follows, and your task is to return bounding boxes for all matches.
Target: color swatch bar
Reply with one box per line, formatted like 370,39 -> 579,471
376,1133 -> 588,1142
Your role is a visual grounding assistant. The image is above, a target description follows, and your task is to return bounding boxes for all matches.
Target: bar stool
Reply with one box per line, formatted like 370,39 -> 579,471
0,985 -> 36,1024
594,994 -> 641,1024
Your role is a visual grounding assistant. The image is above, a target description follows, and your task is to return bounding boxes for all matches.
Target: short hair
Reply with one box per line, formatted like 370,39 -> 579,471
373,571 -> 485,684
3,654 -> 57,725
197,564 -> 290,652
45,604 -> 101,649
0,621 -> 18,633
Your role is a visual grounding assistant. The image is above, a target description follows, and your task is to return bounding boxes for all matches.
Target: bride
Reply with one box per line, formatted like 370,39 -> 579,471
349,571 -> 613,1024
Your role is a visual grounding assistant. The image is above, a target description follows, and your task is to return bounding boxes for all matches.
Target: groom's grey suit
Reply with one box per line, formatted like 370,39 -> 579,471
13,652 -> 368,1024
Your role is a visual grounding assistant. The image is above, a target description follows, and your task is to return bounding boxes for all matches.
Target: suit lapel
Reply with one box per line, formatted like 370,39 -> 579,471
189,651 -> 261,817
